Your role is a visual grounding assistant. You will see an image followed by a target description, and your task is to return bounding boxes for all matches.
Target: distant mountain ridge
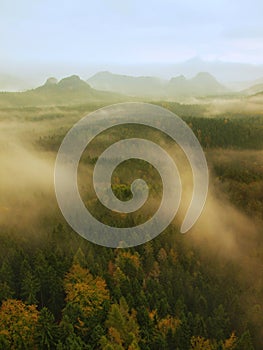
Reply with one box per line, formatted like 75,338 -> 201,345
2,57 -> 263,91
87,71 -> 165,97
87,71 -> 228,97
2,72 -> 262,109
167,72 -> 226,96
0,75 -> 126,107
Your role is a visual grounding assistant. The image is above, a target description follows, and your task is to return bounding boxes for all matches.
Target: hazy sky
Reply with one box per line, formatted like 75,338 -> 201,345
1,0 -> 263,69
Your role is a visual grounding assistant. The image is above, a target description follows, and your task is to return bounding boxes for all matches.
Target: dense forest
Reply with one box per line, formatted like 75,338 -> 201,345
0,99 -> 262,349
0,223 -> 259,350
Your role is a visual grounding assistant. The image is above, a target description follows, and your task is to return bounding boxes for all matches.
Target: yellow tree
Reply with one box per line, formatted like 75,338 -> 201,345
63,263 -> 110,332
157,315 -> 180,336
0,299 -> 39,349
115,252 -> 141,271
190,336 -> 213,350
64,264 -> 109,315
223,332 -> 237,350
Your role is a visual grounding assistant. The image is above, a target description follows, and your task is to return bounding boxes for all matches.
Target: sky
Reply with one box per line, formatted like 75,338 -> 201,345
0,0 -> 263,79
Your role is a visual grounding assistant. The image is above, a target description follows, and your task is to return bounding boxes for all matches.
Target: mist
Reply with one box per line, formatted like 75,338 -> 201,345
2,58 -> 263,92
0,98 -> 262,347
0,113 -> 261,260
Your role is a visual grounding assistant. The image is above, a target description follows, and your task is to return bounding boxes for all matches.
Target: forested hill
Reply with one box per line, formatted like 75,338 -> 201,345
0,75 -> 127,107
87,71 -> 228,97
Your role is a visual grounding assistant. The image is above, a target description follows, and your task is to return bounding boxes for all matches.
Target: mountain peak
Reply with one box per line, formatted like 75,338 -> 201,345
193,72 -> 216,80
57,75 -> 90,89
170,75 -> 187,82
44,77 -> 58,86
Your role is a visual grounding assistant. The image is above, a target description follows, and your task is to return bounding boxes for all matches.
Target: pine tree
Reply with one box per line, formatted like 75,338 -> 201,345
21,267 -> 40,305
236,331 -> 254,350
102,297 -> 140,349
36,307 -> 58,350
